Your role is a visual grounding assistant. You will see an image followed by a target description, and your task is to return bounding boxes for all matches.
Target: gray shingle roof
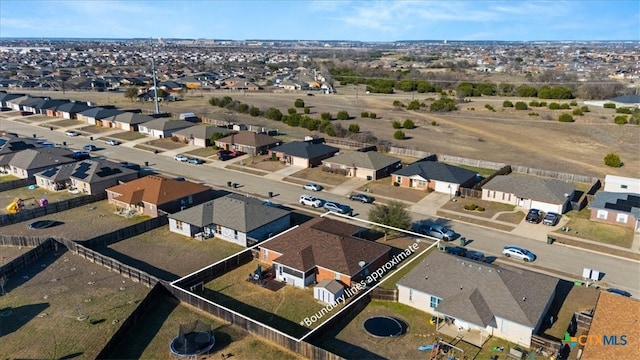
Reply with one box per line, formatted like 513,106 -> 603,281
141,118 -> 194,131
397,251 -> 558,328
270,141 -> 339,159
70,159 -> 137,183
323,151 -> 401,170
393,161 -> 477,183
590,192 -> 640,219
172,125 -> 222,139
169,193 -> 290,232
55,101 -> 92,113
483,174 -> 576,204
216,131 -> 281,147
110,111 -> 154,125
9,148 -> 77,170
79,107 -> 124,119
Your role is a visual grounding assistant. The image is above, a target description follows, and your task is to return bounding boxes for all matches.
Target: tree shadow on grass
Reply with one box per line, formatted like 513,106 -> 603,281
0,302 -> 49,336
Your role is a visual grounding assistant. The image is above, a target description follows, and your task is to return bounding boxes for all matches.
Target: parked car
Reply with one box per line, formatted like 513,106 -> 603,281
418,224 -> 458,241
218,153 -> 233,161
323,201 -> 352,215
349,193 -> 375,203
174,154 -> 189,162
303,183 -> 323,191
543,212 -> 560,226
502,246 -> 536,262
72,151 -> 90,160
299,194 -> 323,208
65,130 -> 80,137
526,209 -> 543,224
445,246 -> 467,257
606,288 -> 632,297
188,158 -> 204,164
105,139 -> 121,146
29,220 -> 61,229
83,144 -> 97,151
465,250 -> 485,261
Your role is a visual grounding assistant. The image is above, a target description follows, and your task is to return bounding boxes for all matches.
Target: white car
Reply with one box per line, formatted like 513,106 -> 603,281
299,194 -> 323,207
502,246 -> 536,262
65,130 -> 80,136
105,139 -> 121,146
303,183 -> 323,191
174,154 -> 189,162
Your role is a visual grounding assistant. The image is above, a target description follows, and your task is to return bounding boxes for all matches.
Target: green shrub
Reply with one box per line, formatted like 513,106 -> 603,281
476,207 -> 485,212
249,106 -> 261,117
614,115 -> 628,125
464,204 -> 478,211
324,124 -> 336,136
407,100 -> 421,110
548,102 -> 560,110
603,103 -> 616,109
485,104 -> 496,111
529,100 -> 540,107
369,113 -> 377,119
303,107 -> 310,114
264,107 -> 283,121
361,111 -> 369,118
294,98 -> 305,108
572,108 -> 583,116
515,101 -> 528,110
337,110 -> 350,120
430,97 -> 457,112
287,107 -> 297,115
528,112 -> 539,116
616,107 -> 632,114
320,112 -> 332,121
431,120 -> 437,126
393,130 -> 406,140
348,124 -> 360,133
237,103 -> 249,113
392,120 -> 402,129
403,119 -> 415,129
539,102 -> 547,107
502,100 -> 514,108
392,100 -> 405,107
558,113 -> 574,122
569,101 -> 578,106
604,153 -> 622,167
580,106 -> 590,113
559,103 -> 571,109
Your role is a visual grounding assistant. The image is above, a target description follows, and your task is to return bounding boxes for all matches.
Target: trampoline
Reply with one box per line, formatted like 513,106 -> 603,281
363,316 -> 407,338
169,320 -> 216,358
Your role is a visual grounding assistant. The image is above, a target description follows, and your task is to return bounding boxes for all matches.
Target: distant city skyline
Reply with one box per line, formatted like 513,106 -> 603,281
1,0 -> 638,42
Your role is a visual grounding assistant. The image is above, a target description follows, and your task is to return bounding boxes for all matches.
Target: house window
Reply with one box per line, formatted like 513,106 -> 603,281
430,296 -> 441,309
416,180 -> 427,187
396,176 -> 402,184
409,289 -> 413,301
188,195 -> 193,204
597,210 -> 608,219
175,220 -> 183,230
621,185 -> 628,189
616,213 -> 628,224
215,225 -> 222,234
234,230 -> 238,239
263,249 -> 268,260
335,272 -> 340,280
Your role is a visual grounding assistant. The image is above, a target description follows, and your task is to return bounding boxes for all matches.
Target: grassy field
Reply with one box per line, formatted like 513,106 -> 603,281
106,290 -> 303,360
203,260 -> 334,338
542,283 -> 599,340
558,207 -> 635,248
0,249 -> 150,359
102,227 -> 245,281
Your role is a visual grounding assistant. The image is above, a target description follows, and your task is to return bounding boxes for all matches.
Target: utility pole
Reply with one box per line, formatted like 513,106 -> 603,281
150,39 -> 160,115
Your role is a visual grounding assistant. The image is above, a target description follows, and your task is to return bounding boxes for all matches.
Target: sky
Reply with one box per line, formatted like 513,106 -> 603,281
0,0 -> 638,42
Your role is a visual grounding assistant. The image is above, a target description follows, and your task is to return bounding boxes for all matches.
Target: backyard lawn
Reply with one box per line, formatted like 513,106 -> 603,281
0,186 -> 87,215
557,208 -> 635,248
102,228 -> 245,281
203,259 -> 341,338
106,290 -> 303,360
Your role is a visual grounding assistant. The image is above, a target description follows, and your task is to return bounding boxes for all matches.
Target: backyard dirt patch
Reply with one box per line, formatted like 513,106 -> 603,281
100,227 -> 244,281
0,245 -> 33,263
0,200 -> 149,241
0,248 -> 150,359
288,167 -> 349,187
105,290 -> 303,360
146,138 -> 188,151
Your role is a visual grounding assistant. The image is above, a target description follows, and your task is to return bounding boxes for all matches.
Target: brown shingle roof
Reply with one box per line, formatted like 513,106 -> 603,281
106,175 -> 209,205
262,217 -> 390,276
581,291 -> 640,359
217,131 -> 280,147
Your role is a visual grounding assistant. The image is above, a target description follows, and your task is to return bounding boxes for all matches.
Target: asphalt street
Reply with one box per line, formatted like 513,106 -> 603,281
3,116 -> 639,296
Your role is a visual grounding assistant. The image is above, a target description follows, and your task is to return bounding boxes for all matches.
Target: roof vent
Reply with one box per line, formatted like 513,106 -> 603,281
522,297 -> 526,302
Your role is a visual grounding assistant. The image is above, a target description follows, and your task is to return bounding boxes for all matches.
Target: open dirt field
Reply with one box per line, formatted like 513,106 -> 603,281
0,248 -> 149,359
20,89 -> 640,179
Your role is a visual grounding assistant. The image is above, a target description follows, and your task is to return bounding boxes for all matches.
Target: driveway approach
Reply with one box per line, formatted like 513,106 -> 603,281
4,116 -> 640,296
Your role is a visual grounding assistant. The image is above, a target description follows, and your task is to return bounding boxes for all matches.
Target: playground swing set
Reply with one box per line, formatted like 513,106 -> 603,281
6,197 -> 48,214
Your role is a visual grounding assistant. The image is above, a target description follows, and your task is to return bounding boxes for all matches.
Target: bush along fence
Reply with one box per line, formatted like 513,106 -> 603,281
0,192 -> 106,227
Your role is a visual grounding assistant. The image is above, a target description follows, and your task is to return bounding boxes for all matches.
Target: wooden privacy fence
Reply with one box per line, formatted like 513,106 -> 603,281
530,334 -> 561,355
368,287 -> 398,301
0,177 -> 35,192
83,214 -> 168,248
0,237 -> 56,278
0,192 -> 106,227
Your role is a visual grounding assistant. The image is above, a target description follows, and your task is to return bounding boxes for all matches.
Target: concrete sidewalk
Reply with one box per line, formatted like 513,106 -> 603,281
263,165 -> 304,181
410,192 -> 451,217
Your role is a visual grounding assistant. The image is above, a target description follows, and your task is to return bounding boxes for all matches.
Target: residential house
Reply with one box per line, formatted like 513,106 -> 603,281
53,101 -> 92,119
109,111 -> 154,132
589,192 -> 640,231
0,136 -> 41,174
0,92 -> 26,107
77,106 -> 124,126
259,217 -> 391,288
105,175 -> 212,217
397,251 -> 558,347
172,125 -> 222,147
580,291 -> 640,360
215,131 -> 281,155
322,151 -> 401,180
482,174 -> 576,214
604,175 -> 640,194
7,148 -> 77,179
391,161 -> 478,193
5,94 -> 30,111
168,193 -> 291,246
269,141 -> 339,168
18,96 -> 49,114
35,159 -> 138,194
138,118 -> 194,138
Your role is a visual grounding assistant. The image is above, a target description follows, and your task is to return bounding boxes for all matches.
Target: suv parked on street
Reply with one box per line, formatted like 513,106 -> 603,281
299,194 -> 323,208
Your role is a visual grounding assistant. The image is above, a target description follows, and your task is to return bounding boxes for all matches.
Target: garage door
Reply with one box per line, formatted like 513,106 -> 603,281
435,181 -> 454,194
531,200 -> 560,214
292,157 -> 308,167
